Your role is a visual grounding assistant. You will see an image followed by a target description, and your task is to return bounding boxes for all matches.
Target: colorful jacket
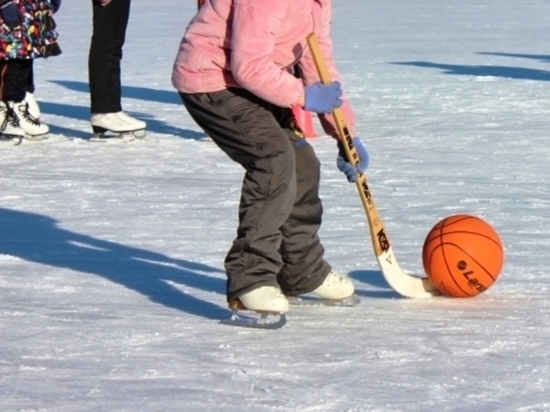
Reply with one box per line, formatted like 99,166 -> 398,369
0,0 -> 61,60
172,0 -> 355,138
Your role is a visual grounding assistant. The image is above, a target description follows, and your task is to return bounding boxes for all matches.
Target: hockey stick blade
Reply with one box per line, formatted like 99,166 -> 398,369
306,33 -> 439,298
378,247 -> 440,298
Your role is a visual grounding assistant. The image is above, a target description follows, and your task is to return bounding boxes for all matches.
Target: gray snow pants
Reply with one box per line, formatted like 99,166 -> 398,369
180,88 -> 331,302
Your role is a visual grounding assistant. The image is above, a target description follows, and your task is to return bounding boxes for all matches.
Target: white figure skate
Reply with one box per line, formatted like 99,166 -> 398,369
287,270 -> 360,307
0,101 -> 26,145
221,286 -> 289,329
90,112 -> 146,142
11,101 -> 49,141
24,92 -> 41,120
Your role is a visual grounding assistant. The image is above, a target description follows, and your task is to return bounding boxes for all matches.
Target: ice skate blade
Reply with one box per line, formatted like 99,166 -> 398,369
1,135 -> 23,145
220,310 -> 287,329
132,129 -> 146,139
90,133 -> 136,143
25,134 -> 50,142
288,294 -> 361,307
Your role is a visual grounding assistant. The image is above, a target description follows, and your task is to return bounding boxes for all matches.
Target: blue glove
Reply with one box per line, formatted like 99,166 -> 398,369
337,137 -> 370,183
0,1 -> 23,30
304,81 -> 343,113
51,0 -> 61,13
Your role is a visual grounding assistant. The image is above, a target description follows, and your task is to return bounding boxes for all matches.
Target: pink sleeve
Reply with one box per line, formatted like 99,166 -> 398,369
230,0 -> 304,108
297,0 -> 356,139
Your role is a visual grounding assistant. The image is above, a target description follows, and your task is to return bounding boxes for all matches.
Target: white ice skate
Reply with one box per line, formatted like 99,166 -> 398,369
115,111 -> 146,136
11,101 -> 49,141
0,101 -> 26,145
221,286 -> 289,329
24,92 -> 41,120
288,270 -> 360,307
239,286 -> 289,313
90,111 -> 146,142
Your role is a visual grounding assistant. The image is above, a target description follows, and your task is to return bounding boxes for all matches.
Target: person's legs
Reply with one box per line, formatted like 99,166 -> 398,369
181,89 -> 297,303
88,0 -> 145,136
24,62 -> 41,119
0,59 -> 48,138
274,111 -> 332,295
273,108 -> 354,300
0,59 -> 29,103
25,63 -> 35,94
0,60 -> 27,138
88,0 -> 130,114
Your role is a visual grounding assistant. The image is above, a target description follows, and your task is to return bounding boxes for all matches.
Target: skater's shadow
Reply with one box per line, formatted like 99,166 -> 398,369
50,80 -> 182,106
391,61 -> 550,81
477,52 -> 550,64
348,269 -> 401,299
0,207 -> 227,320
40,101 -> 207,140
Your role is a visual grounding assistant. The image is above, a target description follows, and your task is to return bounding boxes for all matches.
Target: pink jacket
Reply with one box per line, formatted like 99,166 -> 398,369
171,0 -> 355,138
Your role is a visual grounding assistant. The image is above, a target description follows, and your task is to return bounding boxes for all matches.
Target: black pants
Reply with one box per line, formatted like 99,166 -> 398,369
88,0 -> 131,114
0,59 -> 33,103
180,89 -> 331,301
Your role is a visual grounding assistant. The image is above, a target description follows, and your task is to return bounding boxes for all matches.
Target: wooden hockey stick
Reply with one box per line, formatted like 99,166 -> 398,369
306,33 -> 439,298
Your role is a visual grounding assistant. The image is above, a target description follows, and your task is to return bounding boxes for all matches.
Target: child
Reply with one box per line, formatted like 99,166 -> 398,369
0,0 -> 61,141
172,0 -> 369,315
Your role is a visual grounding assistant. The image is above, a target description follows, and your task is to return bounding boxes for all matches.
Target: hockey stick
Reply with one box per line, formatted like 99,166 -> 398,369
306,33 -> 439,298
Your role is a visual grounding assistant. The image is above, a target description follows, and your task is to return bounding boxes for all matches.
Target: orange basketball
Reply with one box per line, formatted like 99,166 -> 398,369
422,214 -> 504,297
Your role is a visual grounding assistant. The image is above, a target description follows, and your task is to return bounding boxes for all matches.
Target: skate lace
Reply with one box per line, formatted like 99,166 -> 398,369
0,104 -> 21,132
116,111 -> 145,128
323,271 -> 347,287
16,102 -> 41,126
116,111 -> 136,122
